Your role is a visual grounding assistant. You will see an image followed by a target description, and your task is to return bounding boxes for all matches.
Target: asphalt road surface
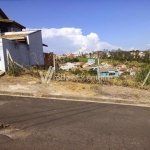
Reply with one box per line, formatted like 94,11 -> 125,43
0,95 -> 150,150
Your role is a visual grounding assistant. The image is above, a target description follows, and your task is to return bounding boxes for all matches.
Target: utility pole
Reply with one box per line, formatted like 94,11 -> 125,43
141,50 -> 150,87
97,51 -> 100,78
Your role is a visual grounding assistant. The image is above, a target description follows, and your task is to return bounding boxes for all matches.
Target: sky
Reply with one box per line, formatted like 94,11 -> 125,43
1,0 -> 150,54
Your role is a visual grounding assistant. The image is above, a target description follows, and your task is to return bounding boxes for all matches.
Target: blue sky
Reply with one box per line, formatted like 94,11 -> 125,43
1,0 -> 150,53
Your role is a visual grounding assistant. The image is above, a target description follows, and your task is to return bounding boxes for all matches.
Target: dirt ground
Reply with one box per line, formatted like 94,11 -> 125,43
0,74 -> 150,102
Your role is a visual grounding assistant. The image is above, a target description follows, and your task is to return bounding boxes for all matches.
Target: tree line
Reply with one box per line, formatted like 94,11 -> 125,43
102,50 -> 150,63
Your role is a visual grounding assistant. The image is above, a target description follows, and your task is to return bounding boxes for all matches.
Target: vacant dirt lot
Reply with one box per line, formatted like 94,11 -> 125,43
0,74 -> 149,102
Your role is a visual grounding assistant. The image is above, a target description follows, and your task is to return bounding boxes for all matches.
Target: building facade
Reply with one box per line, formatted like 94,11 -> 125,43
0,9 -> 46,72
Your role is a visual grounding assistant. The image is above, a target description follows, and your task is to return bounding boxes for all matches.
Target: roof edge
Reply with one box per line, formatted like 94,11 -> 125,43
0,8 -> 9,19
26,30 -> 41,35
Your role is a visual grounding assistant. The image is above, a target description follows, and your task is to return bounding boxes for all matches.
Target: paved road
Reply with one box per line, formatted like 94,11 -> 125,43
0,95 -> 150,150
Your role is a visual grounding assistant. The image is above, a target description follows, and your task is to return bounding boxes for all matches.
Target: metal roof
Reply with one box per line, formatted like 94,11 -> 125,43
0,19 -> 26,29
1,34 -> 27,40
99,68 -> 118,72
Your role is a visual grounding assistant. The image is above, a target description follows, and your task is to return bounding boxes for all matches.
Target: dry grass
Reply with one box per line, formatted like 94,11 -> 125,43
0,73 -> 149,102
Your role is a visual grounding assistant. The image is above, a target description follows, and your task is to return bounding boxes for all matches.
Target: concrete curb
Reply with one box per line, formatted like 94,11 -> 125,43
0,90 -> 150,107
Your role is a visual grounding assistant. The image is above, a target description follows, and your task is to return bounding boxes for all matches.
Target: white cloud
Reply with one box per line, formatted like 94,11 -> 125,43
28,28 -> 119,54
130,47 -> 137,50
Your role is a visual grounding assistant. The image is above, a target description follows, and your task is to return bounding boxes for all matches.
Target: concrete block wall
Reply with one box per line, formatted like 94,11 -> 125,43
0,38 -> 6,72
2,39 -> 30,69
0,30 -> 44,72
28,31 -> 44,66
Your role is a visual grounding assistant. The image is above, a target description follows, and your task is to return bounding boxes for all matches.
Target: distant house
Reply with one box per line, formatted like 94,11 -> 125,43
0,8 -> 47,72
100,62 -> 112,68
97,68 -> 119,77
60,62 -> 75,71
73,62 -> 81,68
118,68 -> 127,75
138,51 -> 145,57
82,59 -> 95,68
82,63 -> 89,68
130,50 -> 145,58
130,67 -> 141,76
130,70 -> 136,76
85,53 -> 90,58
106,52 -> 111,58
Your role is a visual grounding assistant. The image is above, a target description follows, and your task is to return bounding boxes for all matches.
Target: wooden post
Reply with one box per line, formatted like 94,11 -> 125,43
6,49 -> 28,71
141,70 -> 150,87
6,49 -> 12,71
97,51 -> 101,83
53,54 -> 55,71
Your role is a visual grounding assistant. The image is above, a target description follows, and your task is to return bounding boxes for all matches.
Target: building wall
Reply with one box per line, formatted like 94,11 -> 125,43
101,72 -> 109,77
0,38 -> 6,71
0,22 -> 10,33
99,71 -> 118,77
2,38 -> 30,70
0,30 -> 44,72
27,31 -> 44,65
44,52 -> 54,67
115,71 -> 119,76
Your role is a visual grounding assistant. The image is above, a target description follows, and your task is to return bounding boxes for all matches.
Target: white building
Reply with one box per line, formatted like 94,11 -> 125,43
60,62 -> 76,71
0,30 -> 45,72
0,8 -> 46,72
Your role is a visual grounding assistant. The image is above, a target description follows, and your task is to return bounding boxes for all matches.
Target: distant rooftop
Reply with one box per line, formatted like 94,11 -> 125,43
99,68 -> 118,72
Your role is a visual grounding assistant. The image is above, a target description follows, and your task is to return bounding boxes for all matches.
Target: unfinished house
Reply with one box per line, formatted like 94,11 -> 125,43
0,8 -> 46,72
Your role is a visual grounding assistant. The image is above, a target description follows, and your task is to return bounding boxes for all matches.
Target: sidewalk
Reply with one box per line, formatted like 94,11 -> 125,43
0,74 -> 150,107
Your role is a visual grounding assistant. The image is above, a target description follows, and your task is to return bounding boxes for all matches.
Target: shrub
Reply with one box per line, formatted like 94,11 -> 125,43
71,69 -> 82,75
7,67 -> 23,76
136,68 -> 150,85
88,68 -> 97,76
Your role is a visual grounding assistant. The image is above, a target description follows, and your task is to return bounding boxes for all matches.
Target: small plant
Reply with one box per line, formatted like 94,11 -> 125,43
122,80 -> 129,87
25,66 -> 40,78
7,67 -> 23,76
133,94 -> 140,99
71,69 -> 82,75
88,68 -> 97,76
